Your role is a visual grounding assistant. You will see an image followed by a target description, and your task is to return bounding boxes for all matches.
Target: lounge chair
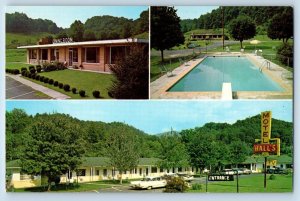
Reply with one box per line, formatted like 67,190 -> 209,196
179,58 -> 190,66
159,65 -> 174,77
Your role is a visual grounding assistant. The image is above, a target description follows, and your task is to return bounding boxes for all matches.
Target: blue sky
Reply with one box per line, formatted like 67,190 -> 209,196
6,101 -> 292,134
175,6 -> 219,20
6,6 -> 148,28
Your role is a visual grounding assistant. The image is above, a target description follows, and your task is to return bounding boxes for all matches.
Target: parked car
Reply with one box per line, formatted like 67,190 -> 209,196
241,168 -> 252,174
221,169 -> 235,175
267,167 -> 288,174
232,168 -> 244,175
176,173 -> 194,182
130,176 -> 167,190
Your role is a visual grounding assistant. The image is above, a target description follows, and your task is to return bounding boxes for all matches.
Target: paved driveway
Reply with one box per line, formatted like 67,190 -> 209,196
6,76 -> 50,99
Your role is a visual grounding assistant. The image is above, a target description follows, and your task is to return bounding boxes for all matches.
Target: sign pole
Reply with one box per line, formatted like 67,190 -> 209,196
236,171 -> 239,193
264,157 -> 267,188
206,173 -> 208,192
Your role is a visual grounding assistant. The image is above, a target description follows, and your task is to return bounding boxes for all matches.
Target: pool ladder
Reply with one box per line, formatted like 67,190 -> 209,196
259,60 -> 271,72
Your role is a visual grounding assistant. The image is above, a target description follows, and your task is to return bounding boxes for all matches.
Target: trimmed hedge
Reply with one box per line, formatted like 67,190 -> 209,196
36,65 -> 42,73
35,74 -> 40,80
79,90 -> 85,97
39,76 -> 45,82
93,90 -> 100,98
54,81 -> 59,86
63,84 -> 70,91
43,77 -> 49,83
58,83 -> 64,89
72,88 -> 77,94
49,79 -> 54,85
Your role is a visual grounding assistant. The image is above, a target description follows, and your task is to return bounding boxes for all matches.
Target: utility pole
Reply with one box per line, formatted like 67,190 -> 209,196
222,6 -> 225,50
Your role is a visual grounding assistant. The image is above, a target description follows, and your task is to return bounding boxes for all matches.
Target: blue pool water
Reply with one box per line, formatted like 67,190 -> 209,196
168,56 -> 283,92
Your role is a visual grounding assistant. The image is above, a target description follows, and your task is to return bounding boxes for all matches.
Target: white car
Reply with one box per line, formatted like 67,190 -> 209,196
221,169 -> 235,175
130,177 -> 167,190
176,173 -> 194,182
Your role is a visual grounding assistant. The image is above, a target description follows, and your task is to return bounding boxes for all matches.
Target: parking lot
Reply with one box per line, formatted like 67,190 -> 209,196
6,76 -> 50,99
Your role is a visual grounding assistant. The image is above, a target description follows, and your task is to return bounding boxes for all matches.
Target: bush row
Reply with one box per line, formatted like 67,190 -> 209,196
21,72 -> 101,98
6,69 -> 20,75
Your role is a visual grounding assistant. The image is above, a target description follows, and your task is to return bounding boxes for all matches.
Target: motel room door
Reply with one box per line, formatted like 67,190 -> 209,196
69,49 -> 73,66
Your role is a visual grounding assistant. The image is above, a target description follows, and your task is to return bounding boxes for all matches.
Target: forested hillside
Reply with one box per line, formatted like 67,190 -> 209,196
180,6 -> 291,33
6,109 -> 293,169
6,9 -> 148,47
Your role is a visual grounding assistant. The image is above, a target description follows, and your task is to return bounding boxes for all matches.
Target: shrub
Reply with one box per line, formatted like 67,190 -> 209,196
35,74 -> 40,80
277,43 -> 293,67
21,70 -> 27,76
39,76 -> 45,82
53,81 -> 58,86
13,69 -> 20,75
72,88 -> 77,94
44,77 -> 49,83
191,183 -> 202,190
28,73 -> 32,78
21,67 -> 27,72
93,90 -> 100,98
164,176 -> 189,193
58,83 -> 64,89
29,65 -> 35,70
31,74 -> 36,79
49,79 -> 54,85
36,65 -> 42,73
108,91 -> 114,98
63,84 -> 70,91
269,174 -> 276,180
79,90 -> 85,97
25,71 -> 30,77
30,68 -> 36,74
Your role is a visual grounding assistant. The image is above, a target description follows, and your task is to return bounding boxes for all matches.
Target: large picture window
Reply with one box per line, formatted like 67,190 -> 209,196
76,169 -> 86,176
110,46 -> 129,64
69,48 -> 78,62
85,47 -> 99,63
29,49 -> 37,59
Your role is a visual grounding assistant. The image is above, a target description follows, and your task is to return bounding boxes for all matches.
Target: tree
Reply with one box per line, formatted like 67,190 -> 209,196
56,31 -> 68,39
121,22 -> 133,38
137,10 -> 149,33
108,43 -> 149,99
228,15 -> 256,48
158,131 -> 190,171
228,141 -> 251,167
69,20 -> 84,42
21,114 -> 85,191
267,8 -> 293,43
151,6 -> 184,62
83,29 -> 96,41
104,122 -> 140,184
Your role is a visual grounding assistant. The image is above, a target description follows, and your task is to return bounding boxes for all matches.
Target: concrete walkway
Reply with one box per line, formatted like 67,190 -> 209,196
6,74 -> 70,99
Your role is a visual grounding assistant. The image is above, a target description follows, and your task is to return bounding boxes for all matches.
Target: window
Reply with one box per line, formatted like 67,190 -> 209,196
29,49 -> 37,59
160,167 -> 164,173
85,47 -> 99,63
151,167 -> 157,173
103,169 -> 107,177
96,170 -> 100,176
110,46 -> 129,64
139,168 -> 142,176
178,167 -> 182,172
50,49 -> 59,61
41,49 -> 48,60
76,169 -> 86,176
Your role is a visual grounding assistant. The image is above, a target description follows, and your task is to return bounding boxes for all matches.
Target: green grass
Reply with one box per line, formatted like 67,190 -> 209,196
189,174 -> 293,193
6,32 -> 54,48
6,49 -> 27,63
23,70 -> 114,99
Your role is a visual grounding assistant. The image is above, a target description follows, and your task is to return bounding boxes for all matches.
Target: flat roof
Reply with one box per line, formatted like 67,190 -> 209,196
18,38 -> 149,49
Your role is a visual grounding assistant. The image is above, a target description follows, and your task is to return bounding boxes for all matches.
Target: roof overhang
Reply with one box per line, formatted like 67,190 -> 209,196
18,38 -> 149,49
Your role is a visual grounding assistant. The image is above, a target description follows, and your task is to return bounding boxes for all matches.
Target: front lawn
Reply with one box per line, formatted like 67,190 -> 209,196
23,70 -> 114,99
189,174 -> 293,193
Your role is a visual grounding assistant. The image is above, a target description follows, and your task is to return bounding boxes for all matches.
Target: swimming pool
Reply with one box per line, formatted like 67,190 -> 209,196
168,56 -> 283,92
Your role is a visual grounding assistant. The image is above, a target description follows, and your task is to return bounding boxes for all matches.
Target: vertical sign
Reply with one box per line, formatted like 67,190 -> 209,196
261,111 -> 272,156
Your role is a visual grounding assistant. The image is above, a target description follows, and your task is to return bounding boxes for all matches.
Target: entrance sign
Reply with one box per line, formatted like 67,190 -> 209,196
208,175 -> 234,181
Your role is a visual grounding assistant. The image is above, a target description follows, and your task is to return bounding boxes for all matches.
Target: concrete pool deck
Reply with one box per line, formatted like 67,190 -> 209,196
150,53 -> 293,99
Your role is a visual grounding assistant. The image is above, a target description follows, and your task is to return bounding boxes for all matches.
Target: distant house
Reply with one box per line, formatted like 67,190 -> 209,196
17,38 -> 148,72
6,157 -> 195,189
190,33 -> 223,40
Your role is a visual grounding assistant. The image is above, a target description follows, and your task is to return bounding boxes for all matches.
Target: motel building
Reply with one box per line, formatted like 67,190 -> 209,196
17,38 -> 148,72
6,157 -> 195,189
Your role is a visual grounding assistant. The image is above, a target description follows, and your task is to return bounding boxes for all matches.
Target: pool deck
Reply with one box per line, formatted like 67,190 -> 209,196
150,53 -> 293,99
